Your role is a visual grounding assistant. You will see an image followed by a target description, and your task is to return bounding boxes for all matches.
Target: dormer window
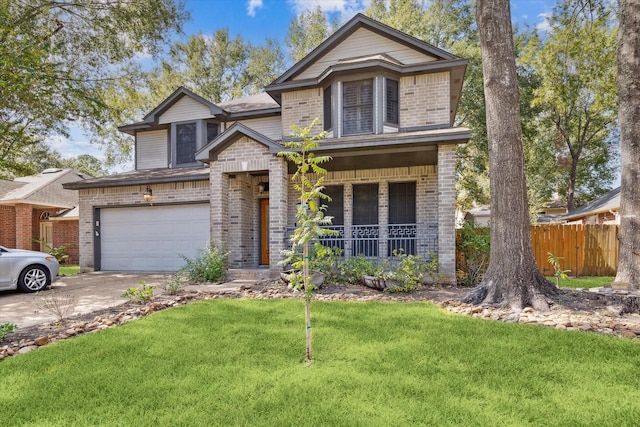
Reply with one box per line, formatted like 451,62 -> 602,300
171,120 -> 219,167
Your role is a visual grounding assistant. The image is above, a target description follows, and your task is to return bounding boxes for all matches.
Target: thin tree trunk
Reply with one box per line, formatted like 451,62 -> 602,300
303,240 -> 313,362
614,0 -> 640,288
464,0 -> 557,310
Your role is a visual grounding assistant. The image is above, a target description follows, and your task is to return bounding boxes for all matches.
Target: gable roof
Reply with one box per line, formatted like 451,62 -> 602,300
562,187 -> 620,221
119,86 -> 228,135
0,168 -> 86,209
195,122 -> 281,163
265,13 -> 467,123
270,13 -> 460,86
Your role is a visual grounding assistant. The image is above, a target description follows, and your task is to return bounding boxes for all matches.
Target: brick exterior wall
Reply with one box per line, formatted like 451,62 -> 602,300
0,205 -> 16,248
52,221 -> 80,264
437,143 -> 457,281
77,180 -> 210,272
400,72 -> 450,128
210,136 -> 289,270
281,88 -> 324,137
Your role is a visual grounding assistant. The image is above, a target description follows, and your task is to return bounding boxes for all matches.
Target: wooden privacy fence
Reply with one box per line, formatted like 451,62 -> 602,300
531,224 -> 619,277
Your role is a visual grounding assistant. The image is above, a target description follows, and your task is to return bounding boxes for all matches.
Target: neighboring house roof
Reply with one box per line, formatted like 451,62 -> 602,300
196,122 -> 281,163
265,13 -> 468,124
0,168 -> 86,209
50,206 -> 79,221
561,187 -> 620,222
63,166 -> 209,190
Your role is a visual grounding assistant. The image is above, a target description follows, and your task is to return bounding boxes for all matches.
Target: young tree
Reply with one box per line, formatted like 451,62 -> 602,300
279,119 -> 335,363
464,0 -> 557,310
522,0 -> 618,210
0,0 -> 188,177
614,0 -> 640,288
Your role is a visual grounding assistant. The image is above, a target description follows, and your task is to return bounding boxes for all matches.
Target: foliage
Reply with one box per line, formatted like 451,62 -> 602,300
0,0 -> 188,177
179,244 -> 228,284
521,0 -> 618,210
380,250 -> 440,292
0,322 -> 16,341
286,5 -> 337,63
35,291 -> 77,324
338,254 -> 377,284
121,281 -> 155,305
279,118 -> 335,363
547,252 -> 571,287
456,219 -> 491,287
4,300 -> 640,425
163,273 -> 186,296
307,243 -> 343,282
35,239 -> 70,264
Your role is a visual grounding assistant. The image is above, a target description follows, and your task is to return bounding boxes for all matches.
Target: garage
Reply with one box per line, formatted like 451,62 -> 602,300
99,204 -> 210,271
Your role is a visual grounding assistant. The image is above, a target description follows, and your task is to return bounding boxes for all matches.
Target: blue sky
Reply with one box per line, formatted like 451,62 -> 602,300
52,0 -> 555,168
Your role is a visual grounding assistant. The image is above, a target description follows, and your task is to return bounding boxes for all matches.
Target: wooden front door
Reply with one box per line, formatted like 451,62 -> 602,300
39,222 -> 53,252
260,199 -> 269,265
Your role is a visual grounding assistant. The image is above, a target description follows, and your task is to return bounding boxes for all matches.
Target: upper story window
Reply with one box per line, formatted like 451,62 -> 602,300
171,120 -> 219,167
385,79 -> 399,126
324,76 -> 400,137
343,79 -> 373,135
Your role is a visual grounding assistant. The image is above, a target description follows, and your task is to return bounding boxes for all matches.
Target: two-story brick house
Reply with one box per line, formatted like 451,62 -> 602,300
65,14 -> 470,280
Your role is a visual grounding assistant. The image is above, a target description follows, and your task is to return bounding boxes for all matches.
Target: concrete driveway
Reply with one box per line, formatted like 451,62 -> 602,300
0,272 -> 167,328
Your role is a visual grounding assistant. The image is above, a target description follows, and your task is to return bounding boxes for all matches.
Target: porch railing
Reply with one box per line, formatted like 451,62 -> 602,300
286,223 -> 438,262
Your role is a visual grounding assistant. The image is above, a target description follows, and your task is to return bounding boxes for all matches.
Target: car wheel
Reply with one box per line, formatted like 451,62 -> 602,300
17,265 -> 50,292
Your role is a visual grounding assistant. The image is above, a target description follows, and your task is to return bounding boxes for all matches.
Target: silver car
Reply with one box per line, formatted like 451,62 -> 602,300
0,246 -> 60,292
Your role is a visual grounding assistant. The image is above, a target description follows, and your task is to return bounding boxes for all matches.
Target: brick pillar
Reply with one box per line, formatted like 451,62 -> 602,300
210,164 -> 229,251
15,204 -> 33,250
268,156 -> 289,271
437,144 -> 457,283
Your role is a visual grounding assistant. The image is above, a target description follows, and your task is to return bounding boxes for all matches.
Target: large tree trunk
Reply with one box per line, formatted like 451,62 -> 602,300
464,0 -> 557,310
614,0 -> 640,288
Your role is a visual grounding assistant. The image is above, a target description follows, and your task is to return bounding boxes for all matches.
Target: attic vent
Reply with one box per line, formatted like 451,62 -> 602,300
42,168 -> 63,174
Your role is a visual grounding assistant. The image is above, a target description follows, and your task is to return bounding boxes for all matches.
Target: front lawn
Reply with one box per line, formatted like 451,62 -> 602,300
59,265 -> 80,276
553,276 -> 615,289
2,299 -> 639,425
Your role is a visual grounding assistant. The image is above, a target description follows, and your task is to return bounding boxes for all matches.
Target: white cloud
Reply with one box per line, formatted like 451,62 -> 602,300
536,12 -> 551,32
287,0 -> 371,22
247,0 -> 264,16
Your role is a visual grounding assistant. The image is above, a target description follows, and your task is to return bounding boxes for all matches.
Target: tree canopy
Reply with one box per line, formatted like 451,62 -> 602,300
0,0 -> 189,178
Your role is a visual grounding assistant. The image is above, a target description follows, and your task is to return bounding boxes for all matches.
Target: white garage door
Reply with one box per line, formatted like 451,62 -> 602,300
100,204 -> 210,271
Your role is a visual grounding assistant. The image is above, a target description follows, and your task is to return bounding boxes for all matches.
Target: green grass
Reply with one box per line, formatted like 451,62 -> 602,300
58,265 -> 80,276
2,299 -> 640,426
550,276 -> 615,289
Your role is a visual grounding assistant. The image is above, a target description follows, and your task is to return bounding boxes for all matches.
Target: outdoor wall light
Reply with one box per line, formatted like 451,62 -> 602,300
258,182 -> 269,194
143,186 -> 154,203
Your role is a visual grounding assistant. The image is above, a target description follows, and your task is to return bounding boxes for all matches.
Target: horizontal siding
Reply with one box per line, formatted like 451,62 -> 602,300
232,116 -> 283,140
136,129 -> 168,169
296,27 -> 436,80
159,97 -> 213,124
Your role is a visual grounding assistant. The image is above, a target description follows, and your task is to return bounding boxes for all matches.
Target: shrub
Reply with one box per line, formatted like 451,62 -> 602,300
456,219 -> 490,287
338,254 -> 376,284
122,281 -> 155,304
384,250 -> 440,293
35,239 -> 70,264
180,244 -> 228,283
308,243 -> 343,282
163,273 -> 185,295
35,291 -> 78,323
0,323 -> 16,341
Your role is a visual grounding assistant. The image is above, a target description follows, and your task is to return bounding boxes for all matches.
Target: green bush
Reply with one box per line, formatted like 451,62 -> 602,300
0,323 -> 16,341
180,244 -> 228,283
456,219 -> 490,287
121,281 -> 155,304
338,254 -> 376,284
